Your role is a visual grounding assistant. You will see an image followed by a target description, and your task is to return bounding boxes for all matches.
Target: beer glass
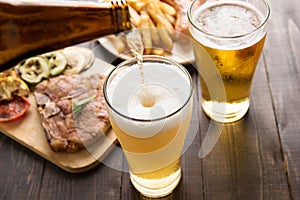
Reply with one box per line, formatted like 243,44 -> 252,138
103,55 -> 193,198
188,0 -> 270,123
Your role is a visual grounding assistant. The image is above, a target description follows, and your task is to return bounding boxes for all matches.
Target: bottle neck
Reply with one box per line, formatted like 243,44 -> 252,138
111,0 -> 131,33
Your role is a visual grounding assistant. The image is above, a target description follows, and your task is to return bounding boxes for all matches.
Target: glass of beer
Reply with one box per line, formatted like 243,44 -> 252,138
188,0 -> 270,123
103,55 -> 193,198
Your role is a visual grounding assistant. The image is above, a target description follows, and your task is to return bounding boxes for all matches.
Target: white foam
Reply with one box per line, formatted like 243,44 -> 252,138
189,1 -> 266,50
127,83 -> 180,119
107,62 -> 192,138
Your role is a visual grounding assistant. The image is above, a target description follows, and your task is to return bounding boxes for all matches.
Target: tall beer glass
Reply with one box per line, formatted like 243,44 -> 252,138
104,55 -> 193,198
188,0 -> 270,123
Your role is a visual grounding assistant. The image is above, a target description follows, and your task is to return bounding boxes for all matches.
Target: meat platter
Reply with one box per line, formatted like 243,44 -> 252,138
0,58 -> 117,173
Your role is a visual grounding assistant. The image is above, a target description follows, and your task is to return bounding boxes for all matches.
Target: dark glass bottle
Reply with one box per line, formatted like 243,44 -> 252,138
0,0 -> 131,71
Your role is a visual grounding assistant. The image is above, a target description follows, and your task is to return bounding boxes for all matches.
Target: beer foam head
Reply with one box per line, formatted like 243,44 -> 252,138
127,83 -> 180,119
106,61 -> 192,138
188,1 -> 268,50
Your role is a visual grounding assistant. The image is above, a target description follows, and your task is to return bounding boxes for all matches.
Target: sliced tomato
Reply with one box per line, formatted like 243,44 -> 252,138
0,96 -> 30,122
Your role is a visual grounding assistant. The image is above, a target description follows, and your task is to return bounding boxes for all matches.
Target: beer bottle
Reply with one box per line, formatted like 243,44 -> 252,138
0,0 -> 131,71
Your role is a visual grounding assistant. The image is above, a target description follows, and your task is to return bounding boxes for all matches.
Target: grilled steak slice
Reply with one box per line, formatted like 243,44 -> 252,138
34,74 -> 110,152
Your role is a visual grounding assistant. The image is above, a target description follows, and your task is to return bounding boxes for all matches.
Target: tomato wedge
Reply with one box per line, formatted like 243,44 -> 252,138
0,96 -> 30,122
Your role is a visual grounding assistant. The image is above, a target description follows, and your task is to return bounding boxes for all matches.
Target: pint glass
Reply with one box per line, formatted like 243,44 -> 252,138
103,55 -> 193,198
188,0 -> 270,123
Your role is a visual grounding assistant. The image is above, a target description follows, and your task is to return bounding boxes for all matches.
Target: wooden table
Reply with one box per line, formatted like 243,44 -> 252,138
1,0 -> 299,199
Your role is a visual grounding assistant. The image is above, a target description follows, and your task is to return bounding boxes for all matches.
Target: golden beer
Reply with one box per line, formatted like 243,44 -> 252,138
109,109 -> 192,196
199,35 -> 266,103
104,56 -> 193,198
188,0 -> 270,123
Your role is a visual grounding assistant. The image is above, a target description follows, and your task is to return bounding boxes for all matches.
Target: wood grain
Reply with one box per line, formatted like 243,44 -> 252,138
0,136 -> 44,200
264,0 -> 300,198
1,0 -> 300,197
39,148 -> 123,200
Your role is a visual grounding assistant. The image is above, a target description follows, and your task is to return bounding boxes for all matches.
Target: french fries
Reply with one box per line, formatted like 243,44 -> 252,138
157,24 -> 173,51
159,1 -> 176,16
109,0 -> 177,56
128,5 -> 141,26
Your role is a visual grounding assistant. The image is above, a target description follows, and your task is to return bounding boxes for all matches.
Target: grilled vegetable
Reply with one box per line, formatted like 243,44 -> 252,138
0,96 -> 30,122
0,76 -> 30,101
42,51 -> 67,76
17,56 -> 50,84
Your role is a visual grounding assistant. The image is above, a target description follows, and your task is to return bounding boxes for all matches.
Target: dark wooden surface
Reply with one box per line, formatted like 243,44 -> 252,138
1,0 -> 300,199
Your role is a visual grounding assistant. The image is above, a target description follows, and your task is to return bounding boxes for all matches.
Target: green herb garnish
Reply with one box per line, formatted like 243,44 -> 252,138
72,95 -> 96,116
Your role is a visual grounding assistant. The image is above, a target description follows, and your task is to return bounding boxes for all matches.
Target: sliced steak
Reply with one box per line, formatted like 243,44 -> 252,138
34,74 -> 110,152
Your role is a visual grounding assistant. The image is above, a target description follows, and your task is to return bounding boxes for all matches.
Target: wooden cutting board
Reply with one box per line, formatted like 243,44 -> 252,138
0,58 -> 117,173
